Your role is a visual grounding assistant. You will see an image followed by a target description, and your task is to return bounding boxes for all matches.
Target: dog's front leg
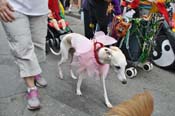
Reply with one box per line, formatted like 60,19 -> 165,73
76,73 -> 83,96
101,76 -> 113,108
58,66 -> 63,79
70,69 -> 77,79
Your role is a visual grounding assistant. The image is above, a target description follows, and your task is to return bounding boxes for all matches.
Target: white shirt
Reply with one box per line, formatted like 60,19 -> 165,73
8,0 -> 49,16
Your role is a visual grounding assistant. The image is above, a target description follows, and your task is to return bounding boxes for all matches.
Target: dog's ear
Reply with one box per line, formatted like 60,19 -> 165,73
110,46 -> 120,51
104,48 -> 112,62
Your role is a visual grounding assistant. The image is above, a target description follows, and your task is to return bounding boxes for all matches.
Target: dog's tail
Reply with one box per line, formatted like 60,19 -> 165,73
49,47 -> 62,56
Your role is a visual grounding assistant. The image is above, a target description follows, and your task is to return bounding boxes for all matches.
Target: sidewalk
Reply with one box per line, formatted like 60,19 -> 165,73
64,5 -> 81,19
0,16 -> 90,116
1,7 -> 175,116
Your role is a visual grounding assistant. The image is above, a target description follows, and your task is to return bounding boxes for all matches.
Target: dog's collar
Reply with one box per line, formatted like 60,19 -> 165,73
94,42 -> 104,65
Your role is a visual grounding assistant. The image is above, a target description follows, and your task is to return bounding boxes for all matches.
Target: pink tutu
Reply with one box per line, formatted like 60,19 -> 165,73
71,48 -> 109,79
70,32 -> 114,78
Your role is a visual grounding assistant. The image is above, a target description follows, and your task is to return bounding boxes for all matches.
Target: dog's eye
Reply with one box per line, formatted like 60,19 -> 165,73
115,66 -> 121,70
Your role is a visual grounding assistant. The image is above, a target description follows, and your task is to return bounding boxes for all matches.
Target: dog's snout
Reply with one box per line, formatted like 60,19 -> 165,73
122,80 -> 127,84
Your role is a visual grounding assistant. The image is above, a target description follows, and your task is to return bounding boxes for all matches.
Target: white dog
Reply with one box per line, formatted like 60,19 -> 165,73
51,32 -> 127,108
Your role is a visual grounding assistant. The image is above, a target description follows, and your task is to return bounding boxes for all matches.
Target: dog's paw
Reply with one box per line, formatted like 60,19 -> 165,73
58,69 -> 63,79
71,75 -> 77,80
76,90 -> 82,96
59,74 -> 64,79
57,75 -> 63,79
106,102 -> 113,108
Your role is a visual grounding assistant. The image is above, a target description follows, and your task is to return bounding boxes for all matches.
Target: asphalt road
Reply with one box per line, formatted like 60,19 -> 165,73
0,15 -> 175,116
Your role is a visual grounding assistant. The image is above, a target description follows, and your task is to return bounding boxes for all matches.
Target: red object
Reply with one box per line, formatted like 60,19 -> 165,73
48,0 -> 61,20
48,21 -> 69,29
129,0 -> 140,9
121,0 -> 140,9
156,2 -> 170,25
94,42 -> 104,65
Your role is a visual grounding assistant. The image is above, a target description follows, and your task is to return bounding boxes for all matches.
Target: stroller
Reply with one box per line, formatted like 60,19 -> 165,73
109,0 -> 165,78
46,0 -> 73,54
46,18 -> 72,54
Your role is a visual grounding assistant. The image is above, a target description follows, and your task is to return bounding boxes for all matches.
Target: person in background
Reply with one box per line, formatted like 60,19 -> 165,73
78,0 -> 82,14
67,0 -> 82,13
82,0 -> 121,39
106,0 -> 121,16
0,0 -> 48,110
60,0 -> 65,7
68,0 -> 73,12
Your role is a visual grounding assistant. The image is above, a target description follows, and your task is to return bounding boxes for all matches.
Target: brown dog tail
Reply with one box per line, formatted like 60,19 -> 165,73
105,90 -> 154,116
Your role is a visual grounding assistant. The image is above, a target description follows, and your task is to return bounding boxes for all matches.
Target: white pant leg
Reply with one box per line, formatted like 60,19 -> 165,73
29,15 -> 48,63
1,12 -> 44,78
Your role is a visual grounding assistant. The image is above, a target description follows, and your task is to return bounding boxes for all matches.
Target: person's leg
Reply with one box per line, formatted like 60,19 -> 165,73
78,0 -> 81,9
78,0 -> 83,14
1,11 -> 41,110
83,9 -> 95,39
60,0 -> 65,8
24,77 -> 35,88
29,15 -> 48,87
95,2 -> 109,34
30,15 -> 47,63
97,18 -> 108,34
68,0 -> 73,12
65,0 -> 70,9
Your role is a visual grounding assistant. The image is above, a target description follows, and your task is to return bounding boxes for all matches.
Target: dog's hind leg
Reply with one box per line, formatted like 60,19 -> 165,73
58,44 -> 69,79
76,73 -> 84,96
101,76 -> 113,108
57,50 -> 69,79
57,47 -> 69,66
69,48 -> 77,79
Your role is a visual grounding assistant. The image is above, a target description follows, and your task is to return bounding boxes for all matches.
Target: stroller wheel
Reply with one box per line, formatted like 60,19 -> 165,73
46,40 -> 50,54
48,38 -> 60,55
49,39 -> 55,48
125,67 -> 137,79
55,38 -> 60,49
142,62 -> 153,71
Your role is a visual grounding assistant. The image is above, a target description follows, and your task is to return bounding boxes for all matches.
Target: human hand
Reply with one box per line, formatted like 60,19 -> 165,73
106,3 -> 114,16
0,0 -> 15,22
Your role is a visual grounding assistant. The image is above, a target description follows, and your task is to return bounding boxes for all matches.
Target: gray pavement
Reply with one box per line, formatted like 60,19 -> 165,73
0,13 -> 175,116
